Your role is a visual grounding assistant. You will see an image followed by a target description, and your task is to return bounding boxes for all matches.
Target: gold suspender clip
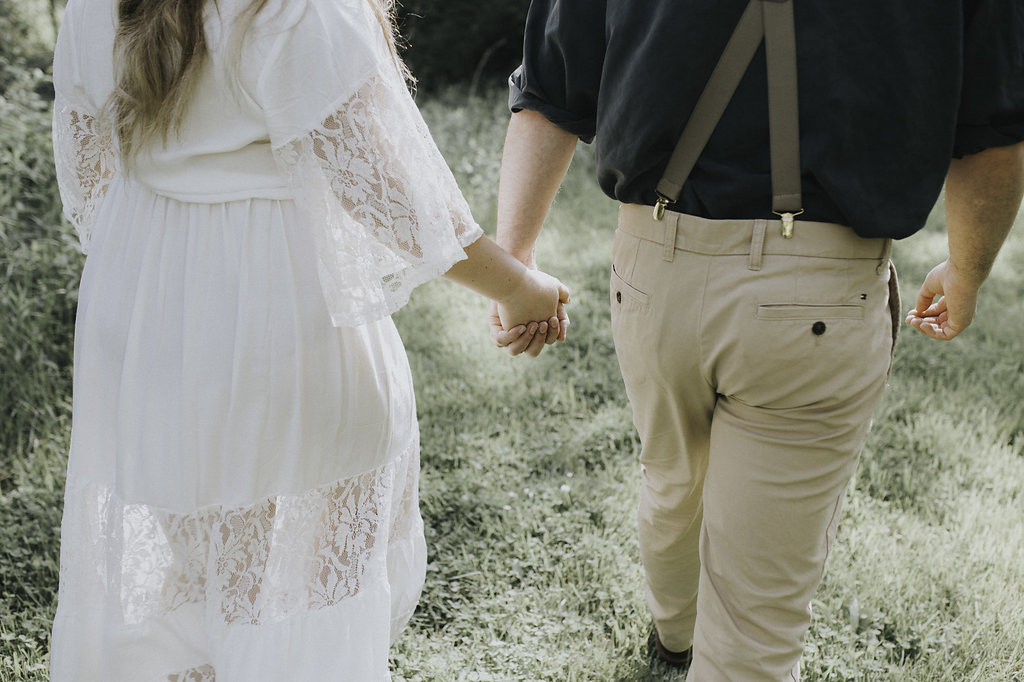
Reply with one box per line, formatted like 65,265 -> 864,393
774,209 -> 804,239
654,194 -> 673,222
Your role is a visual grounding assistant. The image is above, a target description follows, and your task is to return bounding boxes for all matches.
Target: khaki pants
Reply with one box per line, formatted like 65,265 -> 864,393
610,204 -> 898,681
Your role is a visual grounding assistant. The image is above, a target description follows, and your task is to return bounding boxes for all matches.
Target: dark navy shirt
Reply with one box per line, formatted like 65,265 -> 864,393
509,0 -> 1024,239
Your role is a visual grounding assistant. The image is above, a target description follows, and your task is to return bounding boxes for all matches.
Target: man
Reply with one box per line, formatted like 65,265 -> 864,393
489,0 -> 1024,679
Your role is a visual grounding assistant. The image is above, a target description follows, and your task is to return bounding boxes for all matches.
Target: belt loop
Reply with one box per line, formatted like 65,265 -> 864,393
749,219 -> 767,270
663,215 -> 678,262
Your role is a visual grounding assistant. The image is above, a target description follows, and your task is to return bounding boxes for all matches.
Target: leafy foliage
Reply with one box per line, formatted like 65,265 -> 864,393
0,487 -> 62,681
0,62 -> 80,494
398,0 -> 531,92
0,0 -> 60,85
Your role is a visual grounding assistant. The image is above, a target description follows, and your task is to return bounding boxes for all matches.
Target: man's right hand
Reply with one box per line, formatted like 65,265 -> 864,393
489,299 -> 569,357
906,140 -> 1024,342
905,259 -> 980,340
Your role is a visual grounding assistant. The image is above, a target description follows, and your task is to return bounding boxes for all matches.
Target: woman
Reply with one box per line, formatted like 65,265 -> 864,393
50,0 -> 566,678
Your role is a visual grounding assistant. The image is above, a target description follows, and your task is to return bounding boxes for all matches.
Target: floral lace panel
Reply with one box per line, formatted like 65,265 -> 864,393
52,103 -> 117,252
59,445 -> 420,630
167,664 -> 216,682
120,463 -> 393,626
274,68 -> 483,327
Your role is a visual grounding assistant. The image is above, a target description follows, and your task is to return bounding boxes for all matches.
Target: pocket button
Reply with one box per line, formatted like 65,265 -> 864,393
616,291 -> 622,303
812,321 -> 827,335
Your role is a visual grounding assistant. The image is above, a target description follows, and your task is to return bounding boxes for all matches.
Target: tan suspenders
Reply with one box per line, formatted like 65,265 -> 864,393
654,0 -> 803,238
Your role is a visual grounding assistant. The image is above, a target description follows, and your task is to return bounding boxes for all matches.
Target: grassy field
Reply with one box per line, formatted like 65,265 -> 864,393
2,86 -> 1024,680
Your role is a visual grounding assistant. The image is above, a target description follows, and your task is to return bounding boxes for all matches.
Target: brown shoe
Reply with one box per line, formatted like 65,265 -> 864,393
648,629 -> 693,669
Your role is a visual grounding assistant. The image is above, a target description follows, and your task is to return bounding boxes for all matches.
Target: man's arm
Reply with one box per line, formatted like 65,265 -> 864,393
907,139 -> 1024,340
491,109 -> 580,355
496,109 -> 579,264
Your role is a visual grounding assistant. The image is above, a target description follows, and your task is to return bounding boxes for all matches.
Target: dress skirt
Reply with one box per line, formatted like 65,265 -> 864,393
50,178 -> 427,682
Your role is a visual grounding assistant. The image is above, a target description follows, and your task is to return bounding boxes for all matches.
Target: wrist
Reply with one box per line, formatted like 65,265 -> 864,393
496,266 -> 538,308
504,247 -> 536,269
495,234 -> 536,268
946,256 -> 991,289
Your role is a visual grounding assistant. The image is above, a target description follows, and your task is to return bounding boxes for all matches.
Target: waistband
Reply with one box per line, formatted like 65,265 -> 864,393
618,203 -> 890,261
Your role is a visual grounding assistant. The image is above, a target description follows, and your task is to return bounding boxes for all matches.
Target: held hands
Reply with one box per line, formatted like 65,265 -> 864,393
905,259 -> 981,341
490,269 -> 570,357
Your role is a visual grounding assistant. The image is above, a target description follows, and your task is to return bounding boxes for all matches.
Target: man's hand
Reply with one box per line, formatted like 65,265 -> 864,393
905,260 -> 980,340
489,268 -> 570,357
906,140 -> 1024,341
489,299 -> 569,357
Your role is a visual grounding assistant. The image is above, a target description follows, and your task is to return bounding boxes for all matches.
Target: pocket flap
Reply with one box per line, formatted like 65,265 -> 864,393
756,304 -> 864,320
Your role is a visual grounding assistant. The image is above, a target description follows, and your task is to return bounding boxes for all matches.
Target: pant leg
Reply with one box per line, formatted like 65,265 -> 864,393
686,241 -> 896,681
688,393 -> 881,681
609,226 -> 716,652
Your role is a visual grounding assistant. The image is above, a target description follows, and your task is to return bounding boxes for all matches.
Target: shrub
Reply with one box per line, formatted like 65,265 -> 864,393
0,0 -> 60,87
397,0 -> 531,92
0,62 -> 80,492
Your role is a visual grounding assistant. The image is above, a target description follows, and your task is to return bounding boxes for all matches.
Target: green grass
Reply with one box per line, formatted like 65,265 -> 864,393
2,87 -> 1023,681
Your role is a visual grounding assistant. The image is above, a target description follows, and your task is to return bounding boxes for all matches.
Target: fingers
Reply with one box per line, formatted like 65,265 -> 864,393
906,299 -> 965,341
489,303 -> 519,347
912,265 -> 938,315
905,259 -> 978,341
496,317 -> 563,355
489,270 -> 571,357
490,301 -> 532,354
557,282 -> 571,304
914,287 -> 940,320
523,324 -> 549,357
505,323 -> 540,355
906,315 -> 961,341
543,315 -> 559,344
906,297 -> 947,323
493,325 -> 527,348
907,261 -> 954,340
556,302 -> 570,342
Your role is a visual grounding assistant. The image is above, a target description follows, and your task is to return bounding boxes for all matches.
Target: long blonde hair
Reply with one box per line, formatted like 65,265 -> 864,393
111,0 -> 406,165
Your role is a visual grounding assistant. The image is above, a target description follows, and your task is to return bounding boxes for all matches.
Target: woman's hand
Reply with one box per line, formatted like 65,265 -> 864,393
492,270 -> 570,357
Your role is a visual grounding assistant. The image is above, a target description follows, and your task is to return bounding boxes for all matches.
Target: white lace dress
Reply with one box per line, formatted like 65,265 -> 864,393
49,0 -> 482,679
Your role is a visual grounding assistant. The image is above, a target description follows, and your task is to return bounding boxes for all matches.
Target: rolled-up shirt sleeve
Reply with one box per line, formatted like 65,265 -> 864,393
508,0 -> 606,143
953,0 -> 1024,156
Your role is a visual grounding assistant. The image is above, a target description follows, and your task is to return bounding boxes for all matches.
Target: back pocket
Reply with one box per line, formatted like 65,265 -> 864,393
756,304 -> 864,320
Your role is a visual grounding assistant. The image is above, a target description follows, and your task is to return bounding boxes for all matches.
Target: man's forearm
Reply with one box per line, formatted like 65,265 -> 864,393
496,109 -> 579,265
945,140 -> 1024,285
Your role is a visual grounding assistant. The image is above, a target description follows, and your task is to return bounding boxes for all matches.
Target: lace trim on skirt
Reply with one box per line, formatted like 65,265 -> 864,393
57,441 -> 420,628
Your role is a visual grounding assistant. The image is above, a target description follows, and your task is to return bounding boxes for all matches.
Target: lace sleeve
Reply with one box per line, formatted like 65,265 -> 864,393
52,101 -> 118,253
273,65 -> 484,327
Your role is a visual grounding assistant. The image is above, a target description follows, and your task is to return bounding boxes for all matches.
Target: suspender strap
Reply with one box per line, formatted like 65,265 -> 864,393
763,0 -> 801,214
654,0 -> 803,225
